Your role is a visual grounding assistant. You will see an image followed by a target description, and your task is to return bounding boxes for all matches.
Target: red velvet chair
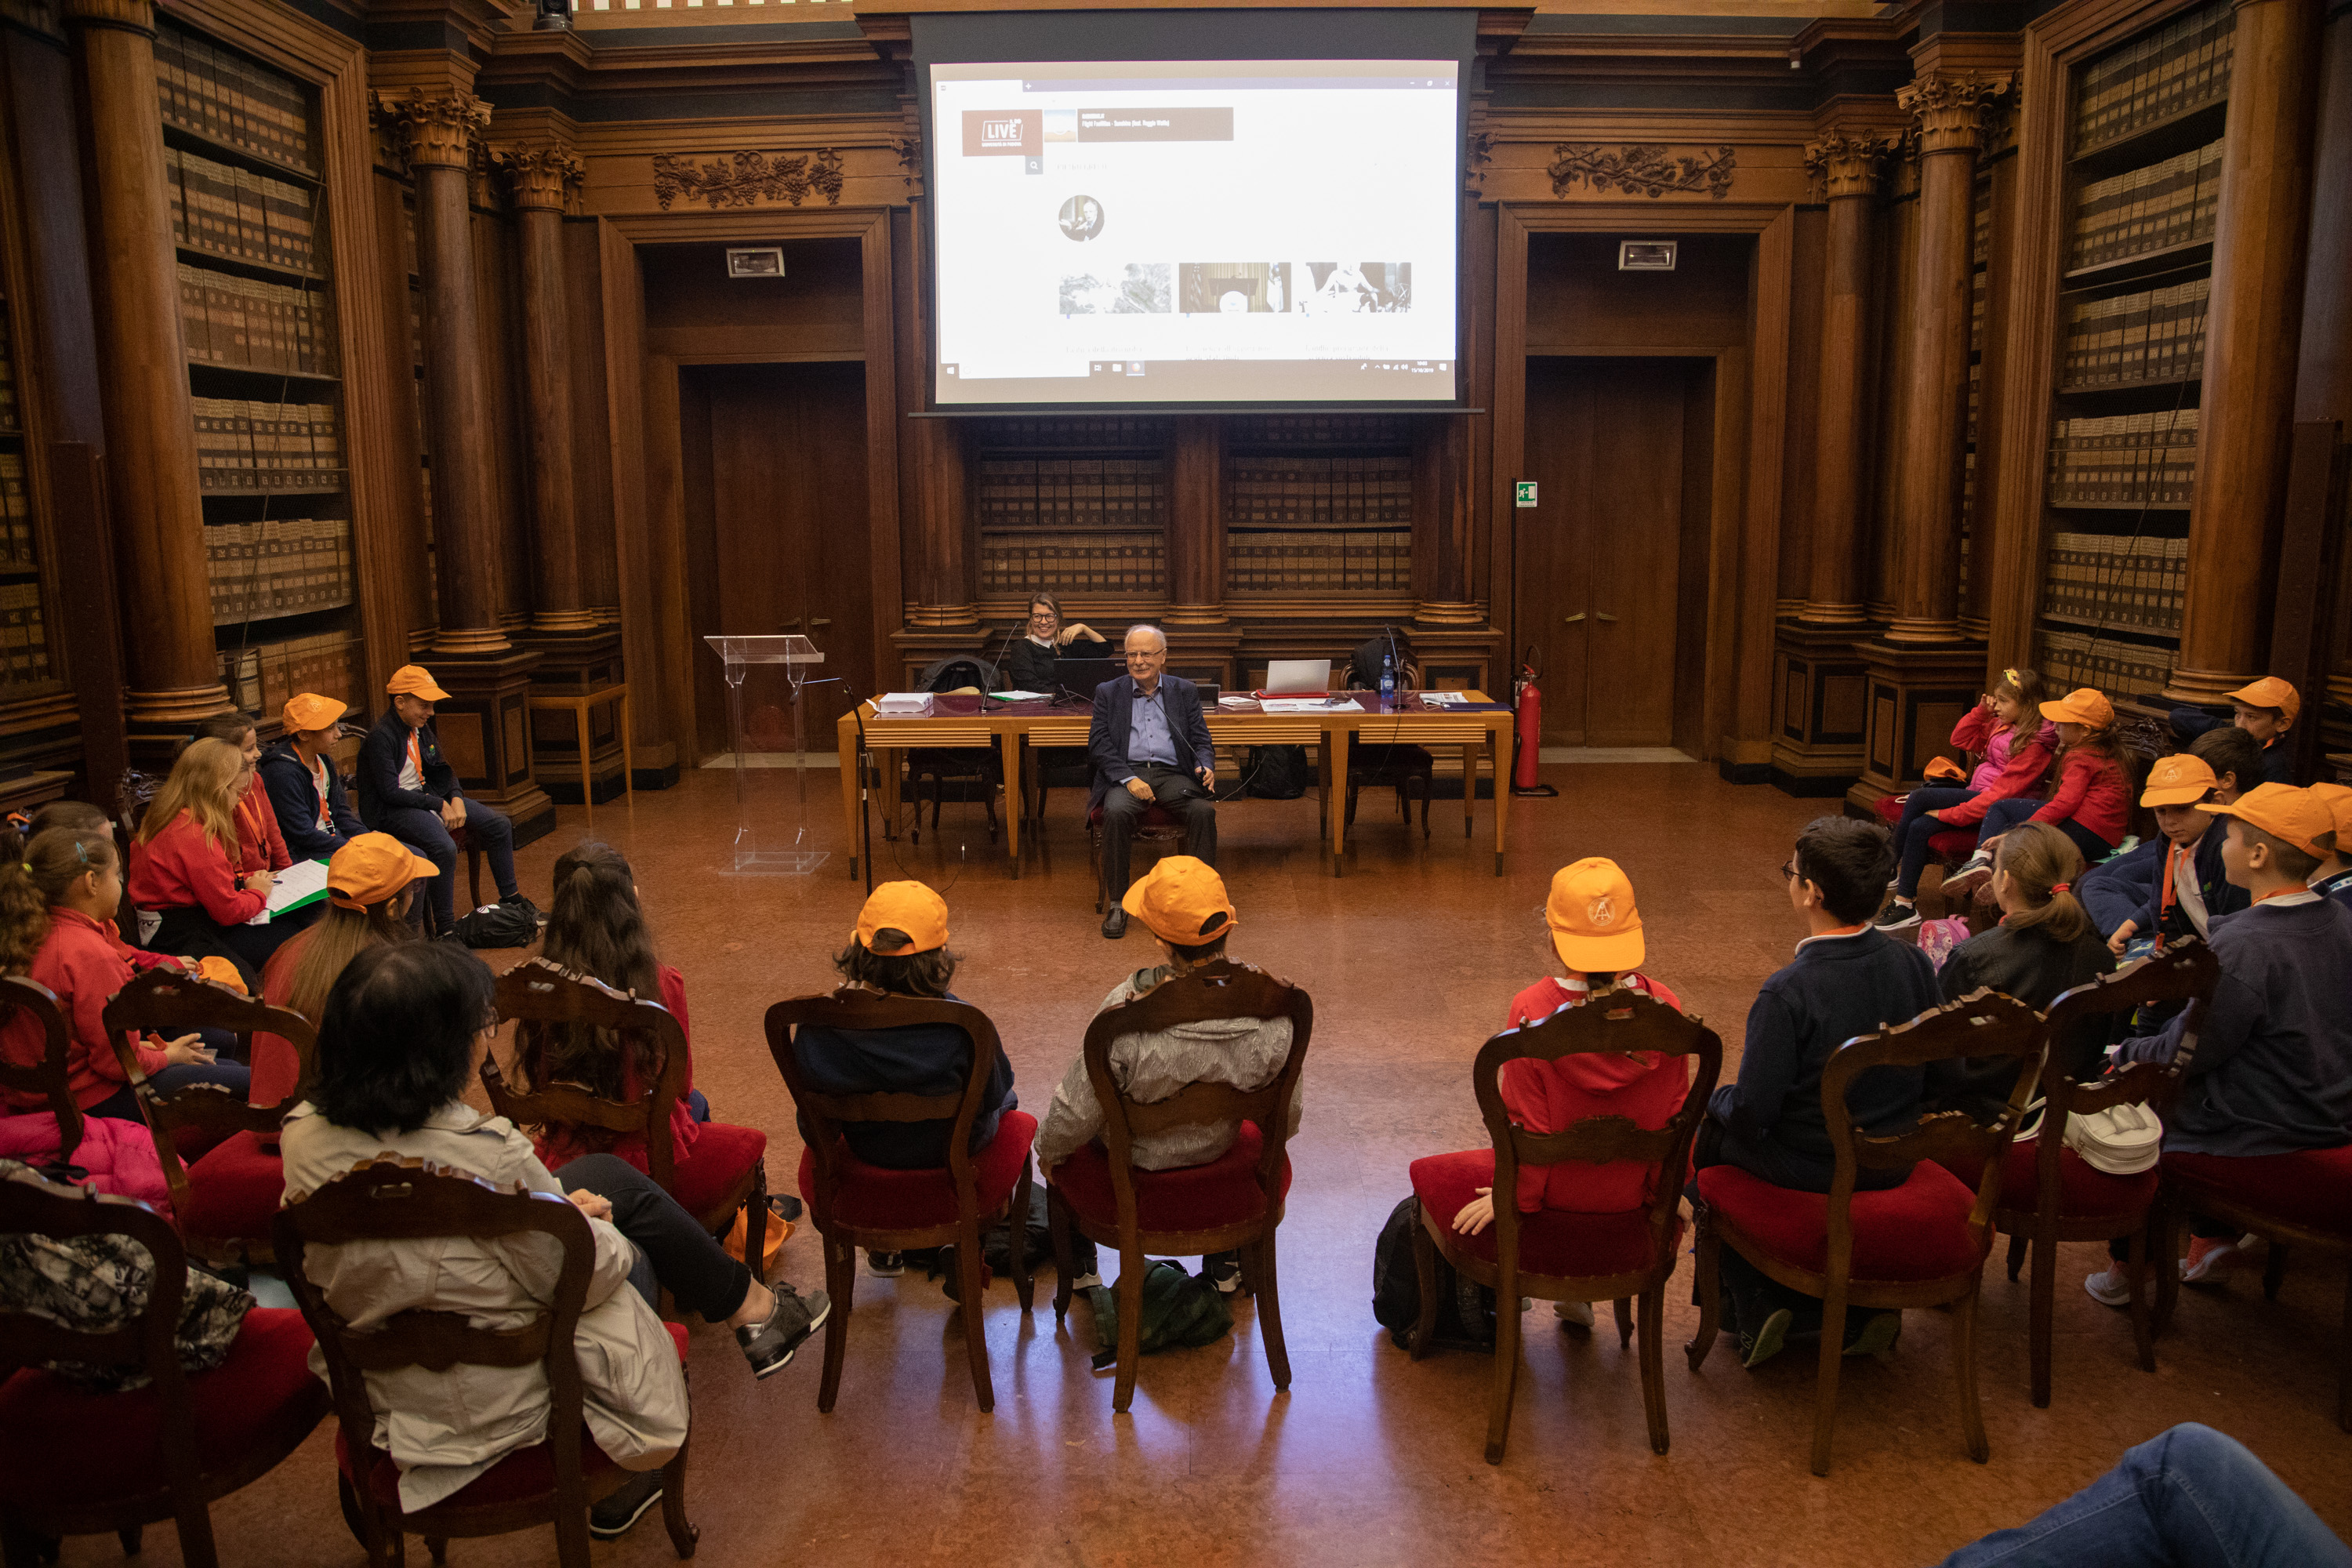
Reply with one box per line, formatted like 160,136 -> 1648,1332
100,967 -> 319,1268
1984,940 -> 2216,1408
274,1156 -> 699,1568
764,990 -> 1036,1414
483,958 -> 769,1287
2155,1142 -> 2352,1432
0,975 -> 83,1167
1686,989 -> 2043,1475
1043,960 -> 1312,1414
0,1163 -> 327,1568
1407,989 -> 1722,1460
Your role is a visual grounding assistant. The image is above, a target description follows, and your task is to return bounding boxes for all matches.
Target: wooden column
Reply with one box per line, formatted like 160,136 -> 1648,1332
376,91 -> 508,656
498,143 -> 593,635
1164,416 -> 1225,625
1800,129 -> 1897,626
70,0 -> 227,733
1889,71 -> 2009,644
902,416 -> 974,629
2301,2 -> 2352,760
1412,416 -> 1477,625
2166,0 -> 2323,703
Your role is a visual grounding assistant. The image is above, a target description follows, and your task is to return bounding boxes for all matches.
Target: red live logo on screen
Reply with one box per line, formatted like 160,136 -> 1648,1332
963,109 -> 1040,155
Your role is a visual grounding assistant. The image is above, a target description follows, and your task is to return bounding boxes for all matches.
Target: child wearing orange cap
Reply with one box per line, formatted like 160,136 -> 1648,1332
2303,782 -> 2352,912
0,822 -> 249,1121
260,692 -> 365,860
2078,726 -> 2260,940
1878,669 -> 2056,931
2169,677 -> 2300,786
2087,786 -> 2352,1299
1035,856 -> 1298,1295
2103,751 -> 2251,956
1413,858 -> 1690,1333
356,664 -> 534,940
1944,688 -> 2132,903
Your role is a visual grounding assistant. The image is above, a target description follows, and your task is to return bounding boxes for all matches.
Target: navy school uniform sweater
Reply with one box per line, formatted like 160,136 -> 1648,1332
789,991 -> 1017,1169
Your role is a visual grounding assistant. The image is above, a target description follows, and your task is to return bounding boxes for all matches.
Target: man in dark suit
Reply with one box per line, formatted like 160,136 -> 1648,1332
1088,625 -> 1217,938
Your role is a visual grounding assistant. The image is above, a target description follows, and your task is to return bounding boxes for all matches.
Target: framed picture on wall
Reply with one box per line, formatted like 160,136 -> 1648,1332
726,248 -> 786,279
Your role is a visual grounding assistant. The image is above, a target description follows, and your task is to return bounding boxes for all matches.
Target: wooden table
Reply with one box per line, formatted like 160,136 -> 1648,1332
835,691 -> 1515,879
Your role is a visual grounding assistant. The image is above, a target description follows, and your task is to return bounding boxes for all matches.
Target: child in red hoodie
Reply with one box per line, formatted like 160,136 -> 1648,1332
127,737 -> 283,992
1944,687 -> 2133,902
0,824 -> 249,1121
1414,858 -> 1690,1331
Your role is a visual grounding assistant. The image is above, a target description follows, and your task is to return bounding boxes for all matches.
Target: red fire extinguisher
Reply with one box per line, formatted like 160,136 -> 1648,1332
1512,649 -> 1557,798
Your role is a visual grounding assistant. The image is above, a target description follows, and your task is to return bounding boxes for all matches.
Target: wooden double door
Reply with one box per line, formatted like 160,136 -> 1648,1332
681,361 -> 875,761
1515,356 -> 1709,748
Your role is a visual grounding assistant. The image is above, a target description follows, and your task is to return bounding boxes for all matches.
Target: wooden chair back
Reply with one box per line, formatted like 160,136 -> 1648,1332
481,959 -> 687,1191
764,989 -> 1007,1232
2038,937 -> 2218,1128
1076,960 -> 1312,1235
0,976 -> 82,1171
1472,987 -> 1722,1278
1821,989 -> 2046,1269
272,1157 -> 597,1528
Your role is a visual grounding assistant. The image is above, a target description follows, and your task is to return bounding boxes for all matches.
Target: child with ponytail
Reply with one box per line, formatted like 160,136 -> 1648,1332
1943,688 -> 2133,903
1877,668 -> 2056,930
0,824 -> 251,1121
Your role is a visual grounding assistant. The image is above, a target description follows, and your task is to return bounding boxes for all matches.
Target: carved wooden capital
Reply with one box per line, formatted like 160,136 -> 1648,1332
1547,143 -> 1736,201
1803,128 -> 1900,200
1896,72 -> 2013,157
66,0 -> 152,34
372,90 -> 491,171
4,0 -> 66,39
496,143 -> 585,211
652,148 -> 844,210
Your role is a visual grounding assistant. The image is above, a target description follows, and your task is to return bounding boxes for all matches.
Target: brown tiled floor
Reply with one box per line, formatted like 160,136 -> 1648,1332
74,762 -> 2352,1565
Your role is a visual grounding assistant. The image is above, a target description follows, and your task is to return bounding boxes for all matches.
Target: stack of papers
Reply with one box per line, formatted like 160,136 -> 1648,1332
1417,691 -> 1471,706
986,691 -> 1051,702
249,858 -> 331,925
1262,697 -> 1365,714
874,693 -> 935,717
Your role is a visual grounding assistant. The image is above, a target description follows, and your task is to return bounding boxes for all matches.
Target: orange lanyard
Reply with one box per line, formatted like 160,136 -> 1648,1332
406,729 -> 425,779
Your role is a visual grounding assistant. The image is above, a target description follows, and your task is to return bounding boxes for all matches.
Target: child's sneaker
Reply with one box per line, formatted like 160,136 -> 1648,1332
1940,858 -> 1994,900
1740,1308 -> 1792,1369
1200,1254 -> 1243,1294
866,1250 -> 905,1278
2180,1236 -> 2242,1285
1870,900 -> 1921,931
1553,1299 -> 1595,1331
2083,1266 -> 2132,1308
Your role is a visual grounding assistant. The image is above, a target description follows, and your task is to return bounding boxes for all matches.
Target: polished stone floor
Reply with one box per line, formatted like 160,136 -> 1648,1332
71,761 -> 2352,1565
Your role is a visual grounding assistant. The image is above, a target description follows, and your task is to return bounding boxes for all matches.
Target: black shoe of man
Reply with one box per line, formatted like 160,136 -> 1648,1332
1101,907 -> 1127,939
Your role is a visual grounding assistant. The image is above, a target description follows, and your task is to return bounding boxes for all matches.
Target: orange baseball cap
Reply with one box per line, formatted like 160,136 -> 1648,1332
854,880 -> 951,953
194,955 -> 249,995
2197,783 -> 2332,858
386,664 -> 450,702
1121,855 -> 1237,946
1922,757 -> 1969,785
327,832 -> 439,910
1545,857 -> 1645,973
2041,688 -> 2114,729
282,692 -> 347,732
2140,752 -> 2219,808
2304,782 -> 2352,846
2227,677 -> 2299,726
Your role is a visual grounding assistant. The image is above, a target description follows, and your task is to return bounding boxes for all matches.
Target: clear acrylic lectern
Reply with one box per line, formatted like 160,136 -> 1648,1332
703,634 -> 828,874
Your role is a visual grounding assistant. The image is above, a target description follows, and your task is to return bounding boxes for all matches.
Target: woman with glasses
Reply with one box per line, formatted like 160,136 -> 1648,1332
1001,589 -> 1105,691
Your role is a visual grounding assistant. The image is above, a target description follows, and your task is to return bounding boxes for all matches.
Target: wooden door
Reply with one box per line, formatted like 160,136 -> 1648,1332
1515,358 -> 1691,746
684,361 -> 873,760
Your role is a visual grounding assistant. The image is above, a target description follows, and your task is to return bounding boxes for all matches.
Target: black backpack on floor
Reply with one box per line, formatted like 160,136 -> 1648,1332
1243,744 -> 1311,799
1371,1196 -> 1497,1352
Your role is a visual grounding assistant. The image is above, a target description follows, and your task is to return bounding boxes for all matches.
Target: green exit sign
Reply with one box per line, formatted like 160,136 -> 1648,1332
1514,481 -> 1537,509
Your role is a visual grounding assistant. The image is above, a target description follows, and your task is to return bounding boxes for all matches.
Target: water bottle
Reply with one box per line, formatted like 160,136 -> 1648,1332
1379,653 -> 1396,702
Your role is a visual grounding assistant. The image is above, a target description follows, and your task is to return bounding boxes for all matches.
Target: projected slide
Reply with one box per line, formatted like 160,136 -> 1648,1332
931,60 -> 1459,405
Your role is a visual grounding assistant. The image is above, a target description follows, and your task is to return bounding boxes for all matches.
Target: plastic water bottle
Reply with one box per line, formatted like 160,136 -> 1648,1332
1379,654 -> 1396,702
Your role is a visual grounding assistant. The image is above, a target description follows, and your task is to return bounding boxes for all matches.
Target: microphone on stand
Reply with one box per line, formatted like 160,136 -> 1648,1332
843,684 -> 876,894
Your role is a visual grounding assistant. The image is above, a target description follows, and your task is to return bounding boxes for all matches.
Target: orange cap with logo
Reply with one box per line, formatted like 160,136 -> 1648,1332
386,664 -> 451,702
327,832 -> 440,910
2140,752 -> 2219,808
2196,783 -> 2332,858
2304,782 -> 2352,847
282,692 -> 347,733
853,881 -> 951,953
1545,857 -> 1645,973
2040,688 -> 2114,729
2227,677 -> 2299,726
1121,855 -> 1238,946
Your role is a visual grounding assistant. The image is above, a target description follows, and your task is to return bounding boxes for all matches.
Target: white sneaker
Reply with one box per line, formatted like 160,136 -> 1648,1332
2083,1266 -> 2132,1308
1553,1300 -> 1595,1330
1069,1272 -> 1102,1292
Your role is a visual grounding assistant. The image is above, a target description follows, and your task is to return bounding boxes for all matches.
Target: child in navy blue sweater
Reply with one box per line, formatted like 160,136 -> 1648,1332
1694,815 -> 1942,1367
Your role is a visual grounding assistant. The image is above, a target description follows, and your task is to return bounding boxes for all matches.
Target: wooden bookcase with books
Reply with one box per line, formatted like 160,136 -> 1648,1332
1224,413 -> 1414,605
0,260 -> 56,696
973,416 -> 1171,607
154,18 -> 363,720
2030,0 -> 2230,698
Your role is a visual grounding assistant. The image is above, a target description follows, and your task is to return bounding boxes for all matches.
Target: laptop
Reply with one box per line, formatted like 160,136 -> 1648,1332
1052,656 -> 1125,702
1260,658 -> 1333,697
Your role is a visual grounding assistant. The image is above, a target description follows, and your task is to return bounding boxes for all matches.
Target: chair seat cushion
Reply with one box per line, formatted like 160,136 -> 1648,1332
669,1120 -> 767,1223
0,1307 -> 323,1512
1407,1149 -> 1677,1279
798,1110 -> 1036,1232
1087,803 -> 1185,831
1696,1160 -> 1985,1282
334,1324 -> 687,1512
180,1128 -> 285,1244
1051,1120 -> 1290,1234
2163,1145 -> 2352,1240
1928,829 -> 1977,861
1977,1138 -> 2159,1224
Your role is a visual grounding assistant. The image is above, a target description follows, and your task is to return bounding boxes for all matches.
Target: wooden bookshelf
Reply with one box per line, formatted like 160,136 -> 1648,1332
973,416 -> 1170,604
2032,0 -> 2230,699
155,16 -> 364,717
0,256 -> 55,691
1224,412 -> 1414,602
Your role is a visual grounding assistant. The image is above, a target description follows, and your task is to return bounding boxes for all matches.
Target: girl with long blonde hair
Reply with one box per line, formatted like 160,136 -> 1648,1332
127,736 -> 283,989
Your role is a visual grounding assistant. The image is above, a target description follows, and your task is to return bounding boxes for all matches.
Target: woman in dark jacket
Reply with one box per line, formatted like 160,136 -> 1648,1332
1000,590 -> 1105,691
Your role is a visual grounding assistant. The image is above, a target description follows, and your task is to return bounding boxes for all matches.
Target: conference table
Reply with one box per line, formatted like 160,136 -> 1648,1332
834,691 -> 1516,880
